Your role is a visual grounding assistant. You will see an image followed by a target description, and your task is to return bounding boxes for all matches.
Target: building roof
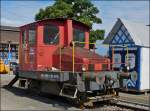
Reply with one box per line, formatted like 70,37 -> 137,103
20,18 -> 90,30
0,26 -> 20,32
0,25 -> 20,44
103,18 -> 149,47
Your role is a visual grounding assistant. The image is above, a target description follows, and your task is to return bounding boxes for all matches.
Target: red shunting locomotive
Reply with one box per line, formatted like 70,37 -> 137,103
12,18 -> 120,106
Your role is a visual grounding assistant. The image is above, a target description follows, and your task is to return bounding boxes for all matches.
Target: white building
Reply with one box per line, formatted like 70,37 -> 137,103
103,18 -> 149,92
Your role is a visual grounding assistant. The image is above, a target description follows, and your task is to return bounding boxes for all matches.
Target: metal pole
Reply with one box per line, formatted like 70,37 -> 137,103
126,46 -> 129,66
112,47 -> 114,70
8,40 -> 11,74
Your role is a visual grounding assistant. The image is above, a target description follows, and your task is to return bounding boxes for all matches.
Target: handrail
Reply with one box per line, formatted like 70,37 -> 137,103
72,41 -> 97,73
71,41 -> 129,73
111,45 -> 129,69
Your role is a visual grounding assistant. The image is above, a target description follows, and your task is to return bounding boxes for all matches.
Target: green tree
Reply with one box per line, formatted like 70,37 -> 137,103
89,29 -> 105,48
35,0 -> 105,48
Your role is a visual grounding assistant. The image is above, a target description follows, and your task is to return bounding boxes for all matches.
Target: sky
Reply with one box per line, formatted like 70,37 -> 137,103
1,0 -> 149,55
1,0 -> 149,36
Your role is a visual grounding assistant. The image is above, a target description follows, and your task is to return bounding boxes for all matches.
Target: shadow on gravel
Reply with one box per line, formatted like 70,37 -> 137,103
2,85 -> 115,110
2,85 -> 79,110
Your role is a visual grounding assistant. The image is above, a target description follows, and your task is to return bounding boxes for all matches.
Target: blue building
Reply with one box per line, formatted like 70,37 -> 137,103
103,18 -> 149,92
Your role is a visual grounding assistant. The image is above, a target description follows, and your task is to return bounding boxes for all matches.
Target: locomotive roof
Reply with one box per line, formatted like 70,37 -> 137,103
20,18 -> 90,29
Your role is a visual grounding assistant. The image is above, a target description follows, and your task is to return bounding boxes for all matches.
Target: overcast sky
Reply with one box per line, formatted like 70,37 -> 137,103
1,0 -> 149,36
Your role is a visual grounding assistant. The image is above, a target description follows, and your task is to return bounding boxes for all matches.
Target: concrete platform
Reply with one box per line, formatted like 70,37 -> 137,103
1,74 -> 149,110
119,92 -> 150,105
0,74 -> 80,110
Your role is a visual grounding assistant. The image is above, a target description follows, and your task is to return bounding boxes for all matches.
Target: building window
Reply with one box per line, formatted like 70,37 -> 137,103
122,34 -> 126,42
118,39 -> 122,43
115,35 -> 119,41
44,24 -> 59,44
121,25 -> 126,32
112,39 -> 116,44
73,28 -> 85,47
111,24 -> 135,45
29,26 -> 36,45
113,53 -> 121,68
125,30 -> 129,36
124,38 -> 130,43
12,52 -> 16,59
118,29 -> 123,36
127,34 -> 133,42
125,53 -> 135,69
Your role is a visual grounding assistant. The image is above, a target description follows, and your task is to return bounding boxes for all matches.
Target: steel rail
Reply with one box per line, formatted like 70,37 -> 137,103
114,99 -> 150,111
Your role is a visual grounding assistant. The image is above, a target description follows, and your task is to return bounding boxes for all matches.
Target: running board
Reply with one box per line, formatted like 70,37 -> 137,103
59,84 -> 78,99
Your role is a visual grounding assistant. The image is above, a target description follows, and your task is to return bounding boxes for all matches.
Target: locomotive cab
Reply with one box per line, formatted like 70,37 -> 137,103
20,19 -> 87,70
20,18 -> 110,72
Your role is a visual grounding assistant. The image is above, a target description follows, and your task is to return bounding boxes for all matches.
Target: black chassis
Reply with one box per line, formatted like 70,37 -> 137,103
15,70 -> 120,103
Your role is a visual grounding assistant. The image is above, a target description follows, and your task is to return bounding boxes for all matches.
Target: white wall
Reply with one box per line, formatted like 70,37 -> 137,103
140,47 -> 150,90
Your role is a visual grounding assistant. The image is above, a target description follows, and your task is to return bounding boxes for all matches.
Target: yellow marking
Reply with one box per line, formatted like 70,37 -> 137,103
72,41 -> 75,73
59,46 -> 61,71
74,41 -> 96,44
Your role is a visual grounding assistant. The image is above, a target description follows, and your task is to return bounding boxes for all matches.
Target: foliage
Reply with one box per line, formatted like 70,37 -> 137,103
35,0 -> 105,48
89,29 -> 105,48
35,0 -> 73,20
90,29 -> 105,43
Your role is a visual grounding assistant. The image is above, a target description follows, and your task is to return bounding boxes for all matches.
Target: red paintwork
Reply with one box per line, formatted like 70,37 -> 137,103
19,18 -> 110,72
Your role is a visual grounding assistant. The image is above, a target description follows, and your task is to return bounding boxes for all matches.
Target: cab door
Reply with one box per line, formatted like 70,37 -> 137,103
36,23 -> 60,70
28,25 -> 36,70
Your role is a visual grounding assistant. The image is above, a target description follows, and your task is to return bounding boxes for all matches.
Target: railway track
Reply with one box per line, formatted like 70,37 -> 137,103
80,98 -> 150,111
111,99 -> 150,111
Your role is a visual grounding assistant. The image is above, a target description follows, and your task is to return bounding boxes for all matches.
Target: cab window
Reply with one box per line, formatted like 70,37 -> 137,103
73,28 -> 85,47
22,30 -> 26,48
29,26 -> 36,45
44,24 -> 59,44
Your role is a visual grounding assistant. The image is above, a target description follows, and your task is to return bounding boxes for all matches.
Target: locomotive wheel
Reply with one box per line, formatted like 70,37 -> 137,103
76,92 -> 94,108
115,89 -> 119,96
71,92 -> 87,108
112,88 -> 119,96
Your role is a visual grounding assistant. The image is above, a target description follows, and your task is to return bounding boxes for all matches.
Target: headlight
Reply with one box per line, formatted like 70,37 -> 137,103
82,65 -> 87,71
